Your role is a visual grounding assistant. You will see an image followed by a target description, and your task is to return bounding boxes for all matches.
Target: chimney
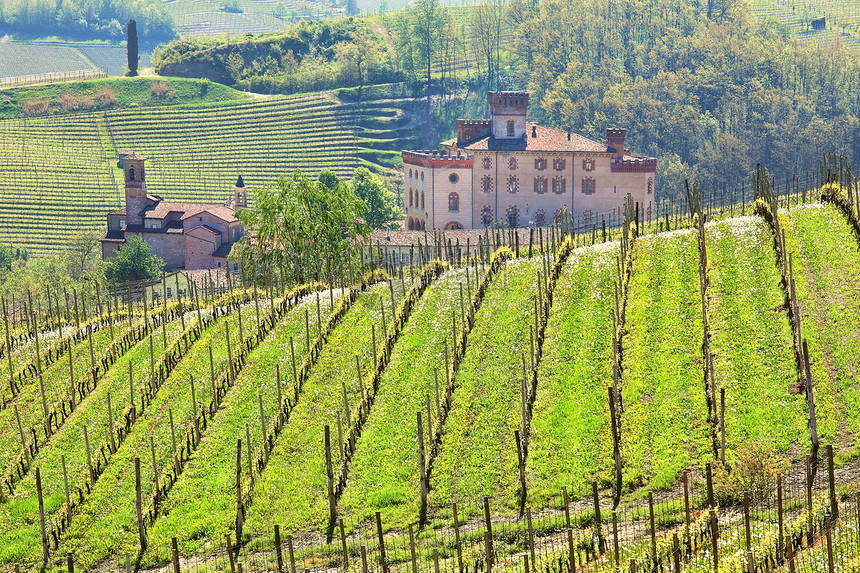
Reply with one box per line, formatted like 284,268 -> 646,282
606,128 -> 627,157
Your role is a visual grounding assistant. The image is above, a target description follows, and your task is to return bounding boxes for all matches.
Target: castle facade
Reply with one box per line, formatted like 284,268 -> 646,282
100,152 -> 246,270
402,92 -> 656,230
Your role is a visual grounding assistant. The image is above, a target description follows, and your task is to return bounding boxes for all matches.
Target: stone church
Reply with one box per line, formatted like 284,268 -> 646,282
402,91 -> 656,230
100,152 -> 246,270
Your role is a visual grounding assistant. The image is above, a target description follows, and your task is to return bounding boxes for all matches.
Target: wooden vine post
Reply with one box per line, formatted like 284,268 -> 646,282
325,426 -> 336,526
235,439 -> 243,540
417,411 -> 428,524
135,457 -> 146,550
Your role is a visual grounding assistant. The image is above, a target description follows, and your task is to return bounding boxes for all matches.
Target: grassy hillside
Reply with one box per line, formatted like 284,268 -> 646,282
1,195 -> 860,568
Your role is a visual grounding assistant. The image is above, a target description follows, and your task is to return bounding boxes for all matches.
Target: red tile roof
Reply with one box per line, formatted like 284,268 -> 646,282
445,124 -> 608,153
141,201 -> 237,223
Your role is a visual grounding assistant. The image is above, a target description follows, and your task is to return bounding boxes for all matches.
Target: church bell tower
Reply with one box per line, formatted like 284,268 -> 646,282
124,152 -> 147,226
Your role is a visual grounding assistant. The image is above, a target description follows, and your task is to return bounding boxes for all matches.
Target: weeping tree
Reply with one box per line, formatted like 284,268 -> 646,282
127,19 -> 139,76
230,170 -> 370,285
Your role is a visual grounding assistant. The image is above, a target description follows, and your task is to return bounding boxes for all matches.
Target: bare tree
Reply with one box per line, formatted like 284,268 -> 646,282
470,0 -> 506,86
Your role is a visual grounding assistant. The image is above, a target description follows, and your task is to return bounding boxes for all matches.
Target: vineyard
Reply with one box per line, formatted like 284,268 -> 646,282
0,86 -> 423,256
750,0 -> 860,47
2,161 -> 860,570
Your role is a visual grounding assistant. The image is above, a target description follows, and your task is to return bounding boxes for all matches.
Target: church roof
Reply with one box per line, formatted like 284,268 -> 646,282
124,151 -> 147,161
445,124 -> 607,153
141,201 -> 237,222
236,175 -> 245,188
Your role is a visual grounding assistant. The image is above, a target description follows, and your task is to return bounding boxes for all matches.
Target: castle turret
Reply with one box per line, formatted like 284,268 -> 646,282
123,151 -> 147,226
489,91 -> 529,140
606,128 -> 627,158
234,175 -> 247,209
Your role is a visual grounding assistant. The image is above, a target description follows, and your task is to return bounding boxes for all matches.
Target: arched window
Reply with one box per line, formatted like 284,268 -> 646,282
508,157 -> 518,170
581,178 -> 594,195
129,168 -> 135,181
534,177 -> 547,194
506,205 -> 519,228
420,172 -> 425,181
535,209 -> 546,226
507,176 -> 519,194
647,178 -> 653,194
419,219 -> 426,230
409,169 -> 413,179
481,206 -> 493,226
482,175 -> 493,193
407,217 -> 414,230
408,189 -> 412,208
482,157 -> 492,170
420,191 -> 425,210
507,120 -> 515,137
448,192 -> 459,212
445,221 -> 464,230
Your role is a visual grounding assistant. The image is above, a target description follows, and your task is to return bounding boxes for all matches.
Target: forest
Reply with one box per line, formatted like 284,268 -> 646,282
0,0 -> 175,41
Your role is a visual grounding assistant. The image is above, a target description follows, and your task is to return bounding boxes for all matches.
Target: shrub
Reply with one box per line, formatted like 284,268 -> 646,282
151,81 -> 169,97
712,440 -> 789,506
95,87 -> 117,106
22,99 -> 50,116
59,93 -> 77,112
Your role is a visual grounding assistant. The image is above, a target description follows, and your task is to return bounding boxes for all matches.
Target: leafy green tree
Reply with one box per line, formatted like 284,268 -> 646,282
318,169 -> 341,190
106,236 -> 164,284
127,19 -> 138,76
350,167 -> 403,229
64,230 -> 103,280
232,170 -> 369,283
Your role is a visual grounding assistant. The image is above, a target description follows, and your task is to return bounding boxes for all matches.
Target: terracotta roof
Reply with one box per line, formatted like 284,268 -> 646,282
124,151 -> 146,161
101,231 -> 125,242
187,224 -> 222,236
141,201 -> 237,222
452,124 -> 607,153
212,241 -> 236,258
108,208 -> 127,216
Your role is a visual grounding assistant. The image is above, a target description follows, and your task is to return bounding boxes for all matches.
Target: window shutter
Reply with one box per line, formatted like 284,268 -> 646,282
564,179 -> 568,194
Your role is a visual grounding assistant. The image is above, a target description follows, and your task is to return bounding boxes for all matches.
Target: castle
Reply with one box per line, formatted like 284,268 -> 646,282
100,152 -> 246,270
402,92 -> 656,230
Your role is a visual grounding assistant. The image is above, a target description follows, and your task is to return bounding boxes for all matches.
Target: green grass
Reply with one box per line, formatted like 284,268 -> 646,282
144,290 -> 337,557
0,77 -> 247,119
430,257 -> 540,514
705,216 -> 808,458
781,203 -> 860,452
526,242 -> 619,504
620,230 -> 711,491
339,268 -> 466,527
0,310 -> 189,566
245,281 -> 401,533
57,299 -> 266,567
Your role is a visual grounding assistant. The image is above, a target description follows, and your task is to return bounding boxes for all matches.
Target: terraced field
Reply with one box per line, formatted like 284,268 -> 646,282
6,197 -> 860,569
751,0 -> 860,47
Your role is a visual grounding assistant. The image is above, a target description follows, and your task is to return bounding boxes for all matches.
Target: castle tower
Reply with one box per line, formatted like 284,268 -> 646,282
606,129 -> 627,158
489,91 -> 529,140
234,175 -> 247,209
123,151 -> 147,226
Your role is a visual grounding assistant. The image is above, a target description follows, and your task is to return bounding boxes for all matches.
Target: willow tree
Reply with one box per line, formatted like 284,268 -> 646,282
231,170 -> 370,285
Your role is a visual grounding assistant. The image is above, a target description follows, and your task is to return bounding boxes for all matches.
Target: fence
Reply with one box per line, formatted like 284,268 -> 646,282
124,445 -> 860,573
0,68 -> 108,89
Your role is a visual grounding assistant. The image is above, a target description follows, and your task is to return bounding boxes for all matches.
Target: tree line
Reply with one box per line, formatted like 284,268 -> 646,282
0,0 -> 175,41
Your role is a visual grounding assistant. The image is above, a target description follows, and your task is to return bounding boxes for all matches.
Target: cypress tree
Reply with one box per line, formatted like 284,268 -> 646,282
127,19 -> 138,76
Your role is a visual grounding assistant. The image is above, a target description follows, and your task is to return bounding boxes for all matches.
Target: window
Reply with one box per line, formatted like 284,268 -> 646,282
420,172 -> 425,181
482,175 -> 493,193
445,221 -> 464,230
199,217 -> 203,221
508,157 -> 518,170
535,209 -> 546,226
482,157 -> 492,170
481,206 -> 494,225
506,205 -> 519,228
582,178 -> 595,195
534,177 -> 547,195
421,191 -> 425,210
553,158 -> 566,171
647,178 -> 653,194
553,177 -> 567,195
409,169 -> 413,179
408,189 -> 413,208
119,218 -> 125,228
583,158 -> 594,171
129,168 -> 135,181
141,169 -> 145,181
449,173 -> 459,184
535,158 -> 547,171
507,120 -> 515,137
448,192 -> 459,212
507,176 -> 519,194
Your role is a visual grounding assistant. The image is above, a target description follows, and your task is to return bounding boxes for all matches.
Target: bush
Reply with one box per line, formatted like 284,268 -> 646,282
22,99 -> 50,115
95,87 -> 117,106
712,440 -> 789,506
151,80 -> 169,97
